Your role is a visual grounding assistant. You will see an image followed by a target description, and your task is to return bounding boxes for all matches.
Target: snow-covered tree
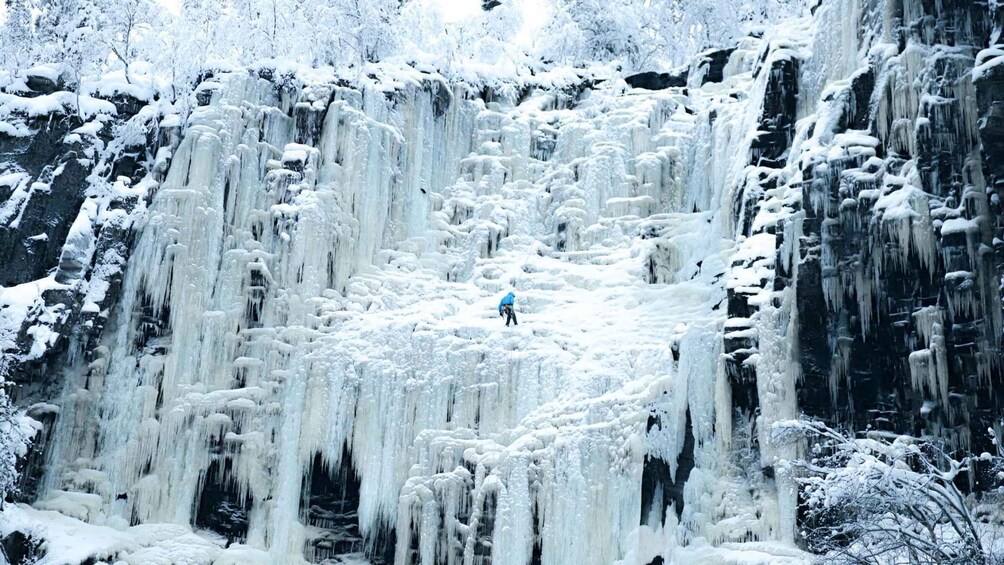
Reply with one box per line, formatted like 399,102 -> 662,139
153,0 -> 226,101
536,0 -> 805,70
296,0 -> 343,67
88,0 -> 157,83
330,0 -> 402,68
222,0 -> 280,63
660,0 -> 802,56
61,2 -> 107,115
474,0 -> 522,61
533,3 -> 586,67
773,419 -> 1001,565
150,18 -> 198,103
538,0 -> 648,69
0,376 -> 34,504
396,1 -> 451,63
1,0 -> 35,71
34,0 -> 83,61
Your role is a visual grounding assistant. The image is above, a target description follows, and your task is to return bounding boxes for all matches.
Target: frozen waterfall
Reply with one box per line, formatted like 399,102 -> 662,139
23,62 -> 777,564
2,1 -> 1003,564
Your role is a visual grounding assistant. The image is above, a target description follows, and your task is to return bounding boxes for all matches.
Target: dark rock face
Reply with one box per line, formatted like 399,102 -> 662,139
641,410 -> 695,522
302,449 -> 396,564
838,67 -> 875,132
795,1 -> 1002,458
0,115 -> 87,287
195,459 -> 255,543
0,86 -> 171,503
625,71 -> 688,91
294,102 -> 327,148
971,6 -> 1004,492
13,406 -> 58,502
713,0 -> 1004,492
1,531 -> 44,565
975,13 -> 1004,288
712,16 -> 1003,554
698,48 -> 737,85
24,70 -> 64,96
428,79 -> 453,119
724,51 -> 801,441
750,57 -> 798,168
473,491 -> 497,565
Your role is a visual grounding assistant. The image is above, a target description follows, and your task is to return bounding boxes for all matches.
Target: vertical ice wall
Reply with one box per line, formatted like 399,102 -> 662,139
18,71 -> 464,550
23,66 -> 743,565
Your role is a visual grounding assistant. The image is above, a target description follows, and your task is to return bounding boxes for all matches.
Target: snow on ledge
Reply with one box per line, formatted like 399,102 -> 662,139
0,91 -> 117,120
0,504 -> 271,565
973,48 -> 1004,82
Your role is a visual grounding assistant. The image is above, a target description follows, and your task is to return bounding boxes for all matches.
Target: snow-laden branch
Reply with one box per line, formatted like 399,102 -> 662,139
0,369 -> 37,504
772,418 -> 1003,565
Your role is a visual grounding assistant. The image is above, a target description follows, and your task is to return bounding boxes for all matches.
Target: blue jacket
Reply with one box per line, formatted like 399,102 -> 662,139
498,292 -> 515,313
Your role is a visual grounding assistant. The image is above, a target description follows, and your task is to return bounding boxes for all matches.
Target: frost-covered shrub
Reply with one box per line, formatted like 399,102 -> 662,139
773,419 -> 1002,565
0,378 -> 34,503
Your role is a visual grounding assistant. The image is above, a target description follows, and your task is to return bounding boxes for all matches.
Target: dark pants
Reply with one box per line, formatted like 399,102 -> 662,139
502,305 -> 517,326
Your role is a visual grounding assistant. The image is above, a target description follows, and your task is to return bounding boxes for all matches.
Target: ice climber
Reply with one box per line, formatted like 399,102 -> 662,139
498,291 -> 518,327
